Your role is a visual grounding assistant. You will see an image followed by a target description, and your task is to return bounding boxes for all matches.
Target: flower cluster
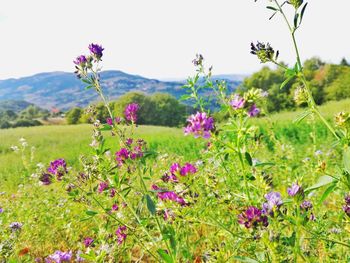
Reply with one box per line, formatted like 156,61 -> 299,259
45,250 -> 72,263
152,185 -> 187,206
238,206 -> 268,229
230,94 -> 245,110
124,103 -> 140,123
162,162 -> 197,183
9,222 -> 23,231
250,41 -> 277,63
287,182 -> 304,198
184,112 -> 214,139
335,112 -> 350,128
229,90 -> 264,117
116,226 -> 127,245
47,158 -> 68,180
192,53 -> 204,66
74,43 -> 103,78
83,237 -> 94,248
343,194 -> 350,217
115,139 -> 145,166
262,191 -> 283,216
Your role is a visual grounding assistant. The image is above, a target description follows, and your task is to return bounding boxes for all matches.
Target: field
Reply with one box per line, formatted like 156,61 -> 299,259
1,99 -> 349,262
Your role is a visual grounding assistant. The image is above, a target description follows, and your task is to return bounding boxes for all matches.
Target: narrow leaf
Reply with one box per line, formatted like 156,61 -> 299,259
245,152 -> 253,166
305,176 -> 335,193
145,194 -> 156,215
343,147 -> 350,174
299,3 -> 308,26
266,6 -> 278,11
280,75 -> 294,89
157,249 -> 173,263
319,183 -> 337,204
85,210 -> 98,216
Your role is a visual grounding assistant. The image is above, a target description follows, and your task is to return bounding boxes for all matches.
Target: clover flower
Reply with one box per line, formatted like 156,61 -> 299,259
192,54 -> 204,66
0,207 -> 3,213
343,194 -> 350,217
180,163 -> 197,176
115,148 -> 130,166
46,250 -> 72,263
112,204 -> 119,211
88,43 -> 104,60
39,173 -> 53,185
83,237 -> 94,248
251,41 -> 276,63
248,104 -> 260,117
287,183 -> 304,197
47,158 -> 67,180
124,103 -> 139,123
9,222 -> 23,231
116,226 -> 127,245
230,94 -> 245,110
300,200 -> 313,211
106,117 -> 113,126
98,182 -> 109,193
238,206 -> 268,229
73,55 -> 87,66
158,191 -> 187,206
110,188 -> 116,198
262,192 -> 283,215
184,112 -> 214,139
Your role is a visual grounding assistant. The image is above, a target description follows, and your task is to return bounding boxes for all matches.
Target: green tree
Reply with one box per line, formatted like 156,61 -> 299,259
66,107 -> 83,124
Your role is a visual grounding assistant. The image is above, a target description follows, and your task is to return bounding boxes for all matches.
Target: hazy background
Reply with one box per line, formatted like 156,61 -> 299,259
1,0 -> 349,80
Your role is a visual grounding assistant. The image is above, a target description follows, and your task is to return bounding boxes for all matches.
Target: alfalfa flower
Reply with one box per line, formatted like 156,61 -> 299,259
116,226 -> 127,245
83,237 -> 94,248
39,173 -> 53,185
9,222 -> 23,231
124,103 -> 139,123
287,182 -> 304,197
47,158 -> 68,180
192,53 -> 204,66
262,192 -> 283,215
180,163 -> 197,176
88,43 -> 104,61
300,200 -> 313,211
98,181 -> 109,193
106,117 -> 113,126
248,104 -> 260,117
184,112 -> 215,139
46,250 -> 72,263
73,55 -> 87,67
343,193 -> 350,217
238,206 -> 268,229
115,148 -> 130,166
251,41 -> 277,63
230,94 -> 245,110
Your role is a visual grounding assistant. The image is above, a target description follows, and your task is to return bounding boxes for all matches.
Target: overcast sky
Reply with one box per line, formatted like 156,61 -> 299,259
1,0 -> 349,80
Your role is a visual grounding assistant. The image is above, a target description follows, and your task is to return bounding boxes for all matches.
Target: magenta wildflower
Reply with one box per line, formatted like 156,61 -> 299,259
83,237 -> 94,248
0,207 -> 3,213
114,117 -> 121,124
343,193 -> 350,217
230,94 -> 245,110
287,183 -> 304,197
184,112 -> 214,139
46,250 -> 72,263
161,172 -> 178,183
112,204 -> 119,211
124,103 -> 139,123
40,173 -> 53,185
88,43 -> 104,60
262,192 -> 282,215
116,226 -> 127,245
106,117 -> 113,126
158,191 -> 187,206
47,158 -> 67,180
170,163 -> 181,174
73,55 -> 87,66
110,188 -> 116,198
125,138 -> 133,146
248,104 -> 260,117
98,181 -> 108,193
115,148 -> 129,166
238,206 -> 268,229
180,163 -> 197,176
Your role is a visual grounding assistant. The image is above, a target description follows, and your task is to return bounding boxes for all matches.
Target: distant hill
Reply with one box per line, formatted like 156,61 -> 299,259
0,71 -> 242,110
0,100 -> 34,113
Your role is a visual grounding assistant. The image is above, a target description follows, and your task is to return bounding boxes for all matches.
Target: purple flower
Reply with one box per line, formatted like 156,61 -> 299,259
170,163 -> 181,174
110,188 -> 116,198
0,207 -> 3,213
248,104 -> 260,117
106,118 -> 113,126
98,181 -> 108,193
180,163 -> 197,176
83,237 -> 94,248
73,55 -> 87,66
184,112 -> 214,139
343,194 -> 350,217
262,192 -> 282,215
157,191 -> 187,206
47,159 -> 67,180
161,172 -> 178,183
88,43 -> 104,60
46,250 -> 72,263
230,95 -> 245,110
9,222 -> 23,231
116,226 -> 127,245
115,148 -> 129,166
238,206 -> 268,229
112,204 -> 119,211
300,200 -> 313,211
125,138 -> 133,146
287,183 -> 304,197
124,103 -> 139,123
114,117 -> 121,124
40,173 -> 53,185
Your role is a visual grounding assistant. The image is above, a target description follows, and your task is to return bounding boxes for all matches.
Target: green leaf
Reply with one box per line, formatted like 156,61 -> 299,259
294,110 -> 312,124
294,13 -> 299,28
179,94 -> 192,101
280,75 -> 294,89
145,194 -> 156,215
343,147 -> 350,174
84,85 -> 93,90
299,3 -> 308,26
254,162 -> 275,167
157,249 -> 174,263
319,183 -> 337,204
305,176 -> 335,193
233,256 -> 259,263
85,210 -> 98,216
245,152 -> 253,166
266,6 -> 278,11
98,124 -> 112,131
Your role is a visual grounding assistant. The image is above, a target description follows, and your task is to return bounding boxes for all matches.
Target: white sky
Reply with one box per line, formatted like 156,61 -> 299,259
0,0 -> 349,80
